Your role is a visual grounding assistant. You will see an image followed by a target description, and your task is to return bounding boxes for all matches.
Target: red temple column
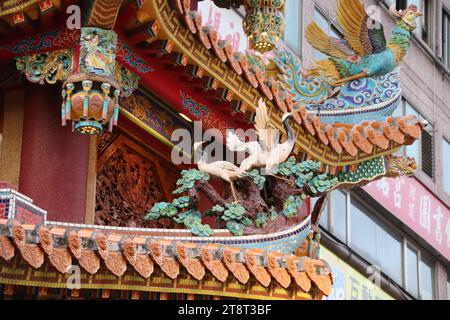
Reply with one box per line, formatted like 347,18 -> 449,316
19,83 -> 91,223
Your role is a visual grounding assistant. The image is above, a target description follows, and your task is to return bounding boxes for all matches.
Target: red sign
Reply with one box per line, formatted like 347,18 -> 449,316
364,177 -> 450,260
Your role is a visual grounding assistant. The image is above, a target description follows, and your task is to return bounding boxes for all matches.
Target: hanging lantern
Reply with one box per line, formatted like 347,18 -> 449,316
243,0 -> 285,53
60,27 -> 122,135
16,27 -> 139,136
61,76 -> 120,135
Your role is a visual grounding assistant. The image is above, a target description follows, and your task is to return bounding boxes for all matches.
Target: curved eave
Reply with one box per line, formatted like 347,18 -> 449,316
121,0 -> 423,170
0,219 -> 332,300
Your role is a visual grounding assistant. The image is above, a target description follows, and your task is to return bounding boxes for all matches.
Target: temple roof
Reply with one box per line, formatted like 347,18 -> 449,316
0,0 -> 424,170
0,219 -> 334,297
131,0 -> 424,170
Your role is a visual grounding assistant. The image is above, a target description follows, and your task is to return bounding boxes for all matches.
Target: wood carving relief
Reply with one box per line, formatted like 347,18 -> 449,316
97,131 -> 117,155
95,133 -> 179,228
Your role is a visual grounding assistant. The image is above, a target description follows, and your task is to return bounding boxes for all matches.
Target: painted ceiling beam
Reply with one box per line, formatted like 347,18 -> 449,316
85,0 -> 124,30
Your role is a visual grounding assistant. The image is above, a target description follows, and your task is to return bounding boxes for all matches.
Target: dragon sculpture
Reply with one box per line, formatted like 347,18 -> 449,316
386,155 -> 417,178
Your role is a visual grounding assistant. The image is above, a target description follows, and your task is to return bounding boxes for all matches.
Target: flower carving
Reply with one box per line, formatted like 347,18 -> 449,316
176,243 -> 205,281
267,253 -> 291,289
12,223 -> 44,269
200,246 -> 228,283
68,231 -> 81,259
0,237 -> 15,261
245,250 -> 271,287
286,255 -> 311,292
49,248 -> 72,274
123,238 -> 137,264
150,241 -> 179,280
38,227 -> 53,255
223,248 -> 250,285
95,232 -> 108,259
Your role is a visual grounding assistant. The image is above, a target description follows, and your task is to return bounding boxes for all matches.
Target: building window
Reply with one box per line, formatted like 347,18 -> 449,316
444,8 -> 450,68
349,200 -> 377,262
444,139 -> 450,195
330,191 -> 347,242
421,129 -> 434,178
393,99 -> 434,178
405,245 -> 419,297
419,258 -> 434,300
404,102 -> 421,161
284,0 -> 302,54
349,198 -> 403,285
323,191 -> 436,299
405,243 -> 435,299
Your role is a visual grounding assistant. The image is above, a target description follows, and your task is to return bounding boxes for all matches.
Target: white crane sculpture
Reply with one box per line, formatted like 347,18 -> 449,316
227,99 -> 296,183
194,141 -> 247,204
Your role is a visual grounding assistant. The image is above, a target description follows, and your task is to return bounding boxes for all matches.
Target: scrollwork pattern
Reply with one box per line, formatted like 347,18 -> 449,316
16,50 -> 74,85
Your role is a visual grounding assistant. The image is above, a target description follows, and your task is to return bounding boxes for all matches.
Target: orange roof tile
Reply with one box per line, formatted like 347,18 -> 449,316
0,219 -> 333,297
326,126 -> 343,154
171,4 -> 424,163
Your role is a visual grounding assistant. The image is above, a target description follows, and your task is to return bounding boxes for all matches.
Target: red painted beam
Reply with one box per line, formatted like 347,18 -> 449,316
0,20 -> 17,36
115,2 -> 137,28
39,8 -> 56,30
13,12 -> 34,33
0,28 -> 80,63
126,20 -> 160,46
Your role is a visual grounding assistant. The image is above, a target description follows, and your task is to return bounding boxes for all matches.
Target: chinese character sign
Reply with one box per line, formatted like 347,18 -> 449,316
364,177 -> 450,261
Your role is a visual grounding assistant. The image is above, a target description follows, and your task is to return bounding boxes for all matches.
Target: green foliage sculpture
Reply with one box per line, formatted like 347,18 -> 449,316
145,157 -> 339,237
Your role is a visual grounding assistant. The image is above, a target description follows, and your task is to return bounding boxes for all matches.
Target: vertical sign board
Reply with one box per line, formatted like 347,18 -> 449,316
363,177 -> 450,261
320,246 -> 393,300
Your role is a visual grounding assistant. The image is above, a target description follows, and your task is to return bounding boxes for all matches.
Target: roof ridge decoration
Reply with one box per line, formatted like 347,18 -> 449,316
273,49 -> 404,124
131,0 -> 423,170
123,237 -> 155,278
245,249 -> 272,287
5,0 -> 423,169
145,112 -> 416,239
0,219 -> 333,299
5,0 -> 423,168
144,157 -> 332,239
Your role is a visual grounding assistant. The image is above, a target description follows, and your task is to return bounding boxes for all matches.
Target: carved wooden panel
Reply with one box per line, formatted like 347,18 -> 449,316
95,133 -> 178,228
97,131 -> 117,156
